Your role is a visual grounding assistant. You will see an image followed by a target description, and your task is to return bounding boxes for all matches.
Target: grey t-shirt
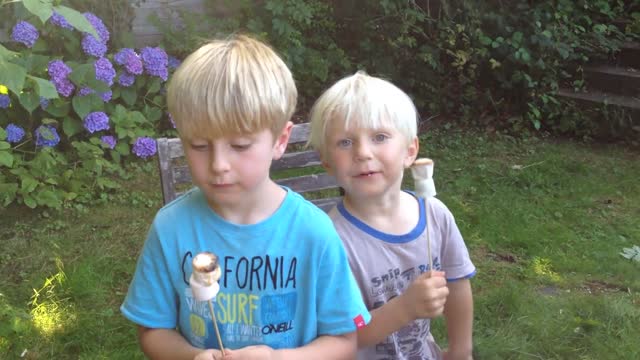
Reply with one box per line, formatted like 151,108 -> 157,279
329,193 -> 476,360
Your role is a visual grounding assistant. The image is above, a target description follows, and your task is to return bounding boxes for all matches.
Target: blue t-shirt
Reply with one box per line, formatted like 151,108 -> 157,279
121,187 -> 370,350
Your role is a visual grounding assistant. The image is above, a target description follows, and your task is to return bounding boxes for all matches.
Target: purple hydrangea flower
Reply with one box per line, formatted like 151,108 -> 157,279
78,87 -> 95,96
83,12 -> 109,43
6,124 -> 25,143
54,78 -> 75,97
11,21 -> 39,48
0,94 -> 10,109
95,57 -> 115,86
140,47 -> 169,81
133,137 -> 157,158
100,90 -> 112,102
114,48 -> 143,75
50,12 -> 74,30
81,34 -> 107,58
39,97 -> 49,109
48,60 -> 73,80
168,56 -> 181,70
100,135 -> 116,149
48,60 -> 75,97
168,113 -> 176,128
118,72 -> 136,87
83,111 -> 110,133
35,125 -> 60,147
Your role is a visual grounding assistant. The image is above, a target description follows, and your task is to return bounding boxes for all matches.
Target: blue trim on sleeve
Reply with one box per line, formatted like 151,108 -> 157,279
446,269 -> 476,282
336,193 -> 426,244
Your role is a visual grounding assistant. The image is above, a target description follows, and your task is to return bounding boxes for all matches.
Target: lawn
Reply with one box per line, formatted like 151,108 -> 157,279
1,128 -> 638,359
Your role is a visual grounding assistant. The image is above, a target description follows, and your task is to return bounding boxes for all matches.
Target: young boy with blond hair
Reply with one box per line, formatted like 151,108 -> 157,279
308,71 -> 476,360
121,35 -> 370,360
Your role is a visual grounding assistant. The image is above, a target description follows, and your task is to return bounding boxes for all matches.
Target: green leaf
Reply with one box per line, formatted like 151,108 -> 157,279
23,0 -> 54,24
115,142 -> 130,156
23,195 -> 37,209
68,63 -> 92,86
72,95 -> 93,119
19,91 -> 40,114
45,100 -> 70,117
0,151 -> 13,168
28,75 -> 59,100
21,176 -> 39,194
0,142 -> 9,150
120,87 -> 137,106
146,78 -> 161,94
63,117 -> 84,138
35,189 -> 61,208
0,128 -> 6,140
0,62 -> 27,94
0,44 -> 19,60
53,5 -> 99,40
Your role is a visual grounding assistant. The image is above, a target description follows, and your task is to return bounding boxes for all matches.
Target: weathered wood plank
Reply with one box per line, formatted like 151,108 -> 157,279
157,122 -> 339,210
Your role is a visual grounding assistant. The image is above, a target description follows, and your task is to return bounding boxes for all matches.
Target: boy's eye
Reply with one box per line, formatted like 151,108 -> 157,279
231,143 -> 251,151
373,133 -> 388,143
337,139 -> 352,148
190,143 -> 209,151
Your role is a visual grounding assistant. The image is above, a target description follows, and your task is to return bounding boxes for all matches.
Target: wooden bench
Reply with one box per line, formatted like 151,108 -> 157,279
156,122 -> 341,212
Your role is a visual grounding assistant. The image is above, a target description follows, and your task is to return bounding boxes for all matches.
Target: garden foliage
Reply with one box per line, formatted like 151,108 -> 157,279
0,0 -> 178,209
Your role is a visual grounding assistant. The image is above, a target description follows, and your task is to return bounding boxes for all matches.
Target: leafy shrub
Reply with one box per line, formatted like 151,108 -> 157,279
0,0 -> 178,209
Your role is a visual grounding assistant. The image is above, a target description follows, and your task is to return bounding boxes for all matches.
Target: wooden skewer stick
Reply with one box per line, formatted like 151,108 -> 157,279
411,158 -> 436,272
208,299 -> 225,356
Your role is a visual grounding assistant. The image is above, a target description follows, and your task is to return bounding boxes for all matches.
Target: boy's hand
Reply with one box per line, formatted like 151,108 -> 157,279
221,345 -> 276,360
400,270 -> 449,321
194,349 -> 224,360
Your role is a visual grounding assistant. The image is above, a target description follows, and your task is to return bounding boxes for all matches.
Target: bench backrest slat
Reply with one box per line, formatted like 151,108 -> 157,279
157,122 -> 340,211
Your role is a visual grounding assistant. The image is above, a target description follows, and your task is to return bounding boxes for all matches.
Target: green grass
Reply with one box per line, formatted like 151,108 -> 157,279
1,130 -> 639,359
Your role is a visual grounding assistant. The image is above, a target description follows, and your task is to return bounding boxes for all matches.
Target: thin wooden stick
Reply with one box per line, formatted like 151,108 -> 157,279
208,299 -> 225,356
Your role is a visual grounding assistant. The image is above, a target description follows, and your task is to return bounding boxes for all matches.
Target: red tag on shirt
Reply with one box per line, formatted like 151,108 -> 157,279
353,314 -> 366,329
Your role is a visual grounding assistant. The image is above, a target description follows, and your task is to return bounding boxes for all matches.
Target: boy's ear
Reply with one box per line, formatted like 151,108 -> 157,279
321,158 -> 335,176
404,137 -> 419,168
272,121 -> 293,160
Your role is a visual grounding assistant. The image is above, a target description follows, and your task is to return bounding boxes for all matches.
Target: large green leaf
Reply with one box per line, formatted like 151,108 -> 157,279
68,63 -> 92,85
27,75 -> 59,100
19,91 -> 40,114
0,62 -> 27,94
53,5 -> 99,40
23,0 -> 53,24
120,87 -> 137,106
0,44 -> 19,60
63,116 -> 83,138
0,151 -> 14,168
72,94 -> 94,119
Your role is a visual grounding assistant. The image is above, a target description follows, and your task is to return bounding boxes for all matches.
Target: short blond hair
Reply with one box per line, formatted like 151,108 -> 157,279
308,71 -> 418,158
167,34 -> 297,140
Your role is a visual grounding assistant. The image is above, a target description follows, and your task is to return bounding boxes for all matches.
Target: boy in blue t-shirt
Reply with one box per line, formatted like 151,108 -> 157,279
121,35 -> 370,360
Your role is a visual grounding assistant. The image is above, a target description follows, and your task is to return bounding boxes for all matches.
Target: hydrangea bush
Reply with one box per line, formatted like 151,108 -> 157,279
0,1 -> 178,209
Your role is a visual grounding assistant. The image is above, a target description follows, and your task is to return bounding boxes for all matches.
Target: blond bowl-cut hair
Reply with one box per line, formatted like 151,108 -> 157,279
308,71 -> 418,159
167,34 -> 297,140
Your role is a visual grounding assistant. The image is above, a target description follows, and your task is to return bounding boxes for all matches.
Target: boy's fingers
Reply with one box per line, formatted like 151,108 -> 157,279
424,270 -> 446,278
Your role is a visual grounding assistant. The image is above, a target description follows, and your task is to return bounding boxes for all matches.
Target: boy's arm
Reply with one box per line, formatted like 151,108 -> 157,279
442,279 -> 474,360
138,326 -> 222,360
222,332 -> 356,360
357,271 -> 449,347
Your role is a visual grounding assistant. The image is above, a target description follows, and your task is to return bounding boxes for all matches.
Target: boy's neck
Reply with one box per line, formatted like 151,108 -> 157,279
206,179 -> 286,225
342,190 -> 420,235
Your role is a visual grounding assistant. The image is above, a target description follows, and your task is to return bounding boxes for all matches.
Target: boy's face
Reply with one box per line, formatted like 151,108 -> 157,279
322,119 -> 418,202
184,123 -> 292,211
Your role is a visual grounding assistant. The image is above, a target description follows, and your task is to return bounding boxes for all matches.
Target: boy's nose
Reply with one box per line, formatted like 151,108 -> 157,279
354,141 -> 373,160
210,151 -> 231,173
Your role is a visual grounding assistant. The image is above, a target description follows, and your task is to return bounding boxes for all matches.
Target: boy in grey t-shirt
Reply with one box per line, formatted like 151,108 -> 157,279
308,71 -> 476,360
